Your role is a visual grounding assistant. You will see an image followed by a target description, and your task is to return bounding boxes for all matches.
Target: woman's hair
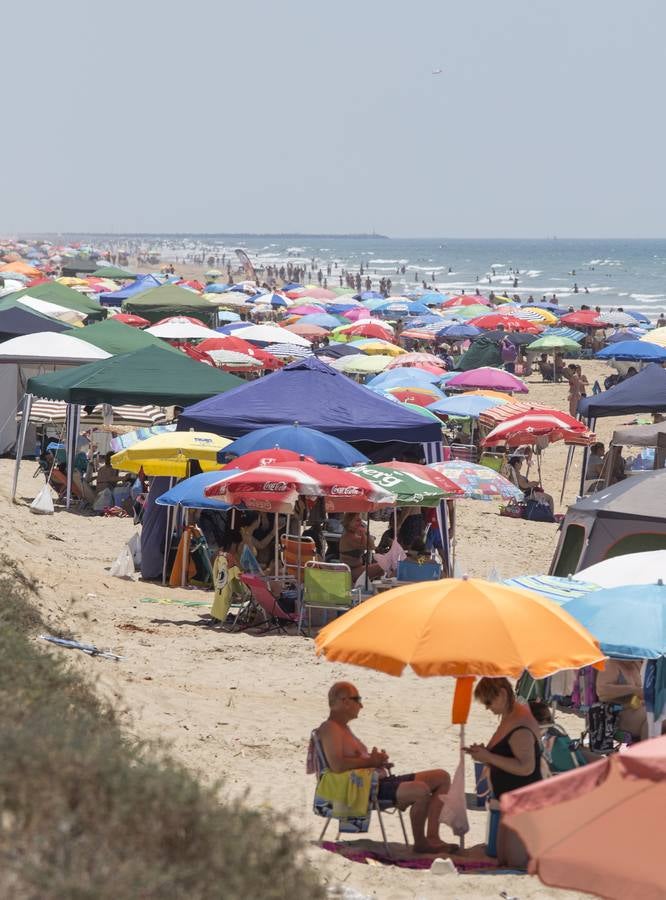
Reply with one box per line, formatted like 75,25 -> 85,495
528,700 -> 553,725
508,456 -> 522,468
342,512 -> 360,530
409,537 -> 426,554
474,677 -> 515,710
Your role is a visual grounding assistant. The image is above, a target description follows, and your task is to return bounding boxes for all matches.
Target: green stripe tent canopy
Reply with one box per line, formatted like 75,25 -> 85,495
61,318 -> 181,356
26,344 -> 244,407
8,281 -> 106,320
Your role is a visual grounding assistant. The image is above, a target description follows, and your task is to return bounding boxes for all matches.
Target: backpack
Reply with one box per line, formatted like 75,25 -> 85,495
542,724 -> 587,773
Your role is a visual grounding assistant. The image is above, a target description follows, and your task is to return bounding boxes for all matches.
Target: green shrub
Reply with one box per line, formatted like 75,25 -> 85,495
0,556 -> 324,900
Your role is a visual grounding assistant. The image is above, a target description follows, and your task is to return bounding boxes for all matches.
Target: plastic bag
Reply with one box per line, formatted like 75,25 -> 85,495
128,532 -> 141,568
110,544 -> 136,579
30,484 -> 54,516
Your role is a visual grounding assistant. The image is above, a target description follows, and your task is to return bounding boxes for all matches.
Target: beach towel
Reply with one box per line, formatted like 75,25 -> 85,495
211,552 -> 244,621
314,769 -> 374,833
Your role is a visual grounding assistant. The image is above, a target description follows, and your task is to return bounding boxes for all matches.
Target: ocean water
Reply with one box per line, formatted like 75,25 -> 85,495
156,237 -> 666,318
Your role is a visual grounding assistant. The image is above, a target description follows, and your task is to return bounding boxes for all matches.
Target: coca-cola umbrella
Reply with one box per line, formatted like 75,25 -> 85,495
227,449 -> 316,469
111,313 -> 150,328
482,410 -> 595,448
203,460 -> 394,514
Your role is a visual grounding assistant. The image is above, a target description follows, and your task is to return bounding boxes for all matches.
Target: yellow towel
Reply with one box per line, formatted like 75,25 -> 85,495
315,768 -> 374,820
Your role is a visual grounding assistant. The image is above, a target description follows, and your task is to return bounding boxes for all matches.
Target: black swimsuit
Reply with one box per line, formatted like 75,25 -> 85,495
488,726 -> 542,799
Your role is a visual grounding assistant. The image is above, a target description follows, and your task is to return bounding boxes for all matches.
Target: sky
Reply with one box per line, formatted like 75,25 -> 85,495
3,0 -> 665,237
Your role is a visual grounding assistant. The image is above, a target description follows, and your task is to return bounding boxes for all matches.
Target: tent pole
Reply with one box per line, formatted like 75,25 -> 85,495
560,445 -> 575,505
364,513 -> 371,592
12,393 -> 32,502
578,417 -> 595,496
273,513 -> 279,576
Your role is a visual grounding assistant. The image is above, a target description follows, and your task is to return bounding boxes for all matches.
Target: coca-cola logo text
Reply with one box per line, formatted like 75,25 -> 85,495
330,485 -> 362,495
262,481 -> 288,492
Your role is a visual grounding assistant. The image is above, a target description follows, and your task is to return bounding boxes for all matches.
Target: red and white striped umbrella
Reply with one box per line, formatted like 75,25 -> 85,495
203,460 -> 394,513
481,410 -> 595,448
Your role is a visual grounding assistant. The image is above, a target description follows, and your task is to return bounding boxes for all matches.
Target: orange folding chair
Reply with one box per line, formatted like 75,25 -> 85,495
280,534 -> 317,583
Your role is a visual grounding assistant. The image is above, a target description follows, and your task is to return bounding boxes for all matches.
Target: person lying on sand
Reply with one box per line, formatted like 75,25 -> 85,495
317,681 -> 454,854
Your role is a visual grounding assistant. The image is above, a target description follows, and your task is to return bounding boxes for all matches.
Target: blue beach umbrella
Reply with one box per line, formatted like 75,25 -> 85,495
217,310 -> 241,323
542,326 -> 586,343
437,323 -> 482,341
218,424 -> 369,467
217,322 -> 254,334
156,469 -> 239,510
564,582 -> 666,658
605,329 -> 647,344
626,309 -> 653,327
367,368 -> 443,389
294,313 -> 343,329
503,575 -> 600,606
428,394 -> 505,418
360,291 -> 384,300
596,340 -> 666,362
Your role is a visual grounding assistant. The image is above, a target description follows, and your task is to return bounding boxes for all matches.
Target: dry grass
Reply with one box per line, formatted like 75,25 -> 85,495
0,556 -> 324,900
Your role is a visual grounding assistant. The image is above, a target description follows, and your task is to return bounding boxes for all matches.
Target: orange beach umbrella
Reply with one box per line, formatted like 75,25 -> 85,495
315,578 -> 604,720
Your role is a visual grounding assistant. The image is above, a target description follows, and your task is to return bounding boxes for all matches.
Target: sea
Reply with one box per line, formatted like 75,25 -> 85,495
104,235 -> 666,321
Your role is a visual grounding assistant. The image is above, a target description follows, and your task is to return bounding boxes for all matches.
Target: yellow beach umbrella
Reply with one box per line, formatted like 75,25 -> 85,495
642,327 -> 666,348
523,307 -> 558,325
111,431 -> 231,477
461,389 -> 515,402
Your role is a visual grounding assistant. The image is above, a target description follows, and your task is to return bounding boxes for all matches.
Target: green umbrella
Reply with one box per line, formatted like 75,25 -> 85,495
349,464 -> 446,507
448,304 -> 491,320
527,335 -> 580,352
401,402 -> 444,422
330,354 -> 393,374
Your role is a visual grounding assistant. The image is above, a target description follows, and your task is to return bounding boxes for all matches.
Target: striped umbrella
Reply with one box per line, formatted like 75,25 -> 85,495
482,410 -> 595,447
502,575 -> 600,605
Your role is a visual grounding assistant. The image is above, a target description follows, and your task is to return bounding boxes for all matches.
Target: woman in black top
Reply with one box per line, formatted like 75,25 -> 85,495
466,678 -> 542,867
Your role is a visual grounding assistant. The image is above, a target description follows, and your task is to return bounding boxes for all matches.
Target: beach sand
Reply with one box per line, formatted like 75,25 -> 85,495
1,361 -> 617,899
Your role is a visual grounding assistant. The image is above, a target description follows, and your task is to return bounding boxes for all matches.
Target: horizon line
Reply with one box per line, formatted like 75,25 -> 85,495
10,231 -> 666,241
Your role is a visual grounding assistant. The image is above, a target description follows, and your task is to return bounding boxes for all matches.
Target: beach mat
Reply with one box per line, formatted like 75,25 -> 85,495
319,840 -> 503,872
139,597 -> 210,608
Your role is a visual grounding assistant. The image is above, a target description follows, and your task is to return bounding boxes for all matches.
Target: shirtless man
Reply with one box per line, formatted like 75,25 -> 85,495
317,681 -> 453,853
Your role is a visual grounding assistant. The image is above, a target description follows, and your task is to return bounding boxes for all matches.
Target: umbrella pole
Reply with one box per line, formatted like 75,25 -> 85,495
274,513 -> 279,576
459,724 -> 466,851
364,514 -> 370,592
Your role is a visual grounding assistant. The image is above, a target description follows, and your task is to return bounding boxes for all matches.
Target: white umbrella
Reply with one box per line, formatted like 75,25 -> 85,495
146,318 -> 221,340
0,333 -> 111,364
575,551 -> 666,588
206,349 -> 264,368
232,323 -> 312,347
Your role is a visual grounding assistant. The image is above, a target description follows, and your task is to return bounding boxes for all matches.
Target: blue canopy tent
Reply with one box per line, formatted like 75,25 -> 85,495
98,274 -> 161,306
572,364 -> 666,494
179,357 -> 443,446
579,364 -> 666,419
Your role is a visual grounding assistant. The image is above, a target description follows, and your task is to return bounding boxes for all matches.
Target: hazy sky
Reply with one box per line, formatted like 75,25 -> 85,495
4,0 -> 664,237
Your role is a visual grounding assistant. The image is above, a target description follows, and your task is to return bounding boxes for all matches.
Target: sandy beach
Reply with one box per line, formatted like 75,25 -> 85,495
1,360 -> 623,899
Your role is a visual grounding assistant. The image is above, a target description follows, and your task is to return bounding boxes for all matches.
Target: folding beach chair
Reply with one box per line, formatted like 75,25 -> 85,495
309,729 -> 408,857
300,561 -> 362,635
396,559 -> 442,582
450,443 -> 478,463
280,534 -> 317,583
238,573 -> 299,634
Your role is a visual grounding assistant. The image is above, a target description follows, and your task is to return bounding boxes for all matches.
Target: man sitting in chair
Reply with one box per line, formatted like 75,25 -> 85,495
317,681 -> 453,853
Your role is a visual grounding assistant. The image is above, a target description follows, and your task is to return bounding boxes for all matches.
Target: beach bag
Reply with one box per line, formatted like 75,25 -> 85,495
524,498 -> 554,523
500,500 -> 524,519
110,543 -> 136,579
543,725 -> 587,773
586,703 -> 619,753
30,484 -> 54,516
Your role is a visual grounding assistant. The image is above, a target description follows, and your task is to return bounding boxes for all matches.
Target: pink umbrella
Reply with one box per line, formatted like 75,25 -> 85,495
289,304 -> 326,316
286,287 -> 336,300
446,367 -> 529,394
386,352 -> 446,370
342,308 -> 374,321
501,735 -> 666,900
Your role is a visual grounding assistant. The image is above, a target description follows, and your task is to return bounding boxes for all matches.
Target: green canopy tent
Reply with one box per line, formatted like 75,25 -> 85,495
90,266 -> 137,280
61,318 -> 181,356
455,335 -> 501,372
8,282 -> 106,321
15,345 -> 243,507
122,284 -> 220,326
